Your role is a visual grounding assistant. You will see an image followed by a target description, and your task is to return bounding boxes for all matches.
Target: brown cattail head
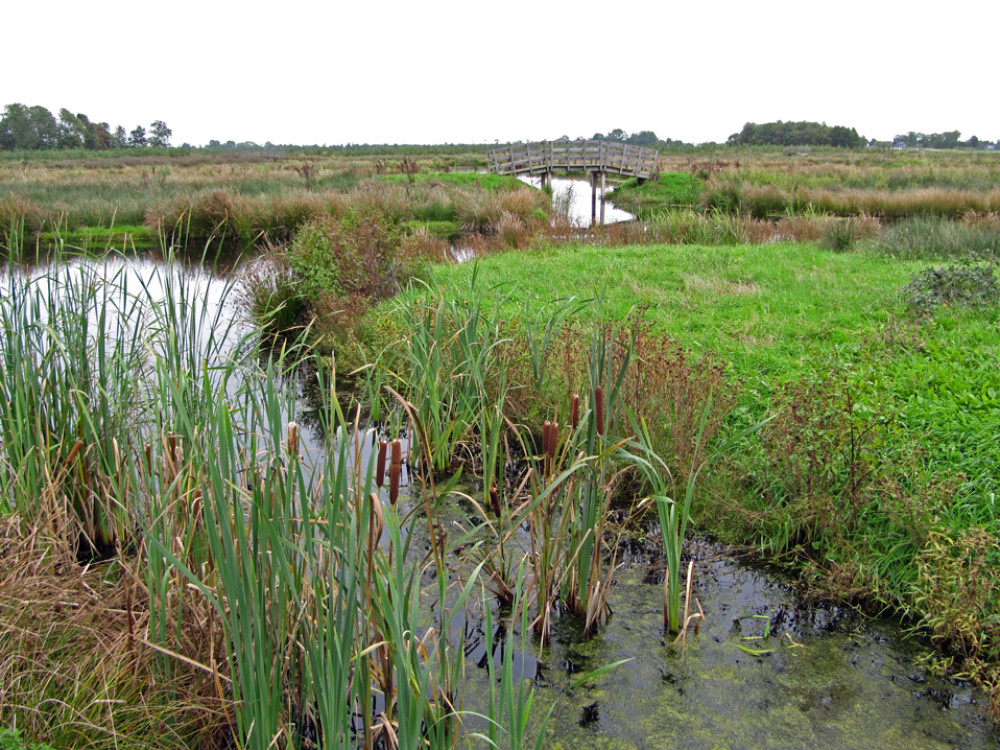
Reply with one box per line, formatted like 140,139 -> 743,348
391,439 -> 402,467
594,386 -> 605,437
287,422 -> 298,459
376,439 -> 388,488
571,393 -> 580,429
489,485 -> 501,517
547,422 -> 558,462
389,464 -> 401,505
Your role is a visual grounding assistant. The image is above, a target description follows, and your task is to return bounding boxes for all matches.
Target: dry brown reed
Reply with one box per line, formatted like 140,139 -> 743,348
619,329 -> 735,483
146,188 -> 351,242
401,226 -> 451,264
0,196 -> 46,237
712,178 -> 1000,220
454,189 -> 504,231
0,529 -> 228,750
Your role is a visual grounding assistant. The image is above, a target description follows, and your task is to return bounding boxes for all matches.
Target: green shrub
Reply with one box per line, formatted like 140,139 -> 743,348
902,253 -> 1000,314
286,209 -> 405,302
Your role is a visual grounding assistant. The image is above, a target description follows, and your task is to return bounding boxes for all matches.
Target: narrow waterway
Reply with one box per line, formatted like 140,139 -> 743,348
517,175 -> 636,226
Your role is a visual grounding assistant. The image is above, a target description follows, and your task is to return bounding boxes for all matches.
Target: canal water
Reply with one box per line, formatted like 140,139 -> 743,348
517,175 -> 636,226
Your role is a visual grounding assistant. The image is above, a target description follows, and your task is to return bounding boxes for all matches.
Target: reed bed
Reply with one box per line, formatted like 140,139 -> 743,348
360,278 -> 728,647
3,246 -> 673,749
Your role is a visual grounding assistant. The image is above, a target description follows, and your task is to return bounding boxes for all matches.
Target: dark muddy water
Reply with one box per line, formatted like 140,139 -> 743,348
455,540 -> 998,749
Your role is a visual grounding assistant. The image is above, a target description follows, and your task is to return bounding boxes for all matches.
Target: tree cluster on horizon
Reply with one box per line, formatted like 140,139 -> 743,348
727,121 -> 865,148
588,129 -> 693,149
886,130 -> 995,150
0,103 -> 171,151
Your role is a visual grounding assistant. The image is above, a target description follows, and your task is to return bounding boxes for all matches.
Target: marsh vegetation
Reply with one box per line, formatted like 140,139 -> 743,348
1,145 -> 999,749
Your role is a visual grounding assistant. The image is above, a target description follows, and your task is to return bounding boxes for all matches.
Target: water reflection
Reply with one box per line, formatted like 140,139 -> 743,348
517,175 -> 635,226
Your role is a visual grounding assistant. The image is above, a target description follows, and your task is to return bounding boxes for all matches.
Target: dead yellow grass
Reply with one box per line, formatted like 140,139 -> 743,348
0,527 -> 230,750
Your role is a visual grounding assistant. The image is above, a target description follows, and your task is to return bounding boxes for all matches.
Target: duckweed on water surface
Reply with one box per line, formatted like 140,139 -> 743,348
474,548 -> 999,750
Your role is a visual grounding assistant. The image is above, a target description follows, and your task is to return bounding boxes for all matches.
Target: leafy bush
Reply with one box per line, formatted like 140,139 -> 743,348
902,253 -> 1000,313
286,209 -> 404,302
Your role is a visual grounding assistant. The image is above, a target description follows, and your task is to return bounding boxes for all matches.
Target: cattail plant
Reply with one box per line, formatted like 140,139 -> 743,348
389,438 -> 402,504
376,438 -> 388,488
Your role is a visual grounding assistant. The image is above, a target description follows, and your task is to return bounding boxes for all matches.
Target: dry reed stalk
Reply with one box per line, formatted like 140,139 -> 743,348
489,486 -> 501,518
669,560 -> 704,653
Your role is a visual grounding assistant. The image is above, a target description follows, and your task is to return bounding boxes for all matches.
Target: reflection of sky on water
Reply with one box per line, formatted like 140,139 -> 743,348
517,175 -> 635,226
0,255 -> 415,496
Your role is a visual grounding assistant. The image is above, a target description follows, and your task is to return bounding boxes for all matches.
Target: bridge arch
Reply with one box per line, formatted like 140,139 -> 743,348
487,140 -> 658,226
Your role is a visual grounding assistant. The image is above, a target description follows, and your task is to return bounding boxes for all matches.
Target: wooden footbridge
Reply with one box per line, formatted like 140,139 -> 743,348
487,140 -> 658,225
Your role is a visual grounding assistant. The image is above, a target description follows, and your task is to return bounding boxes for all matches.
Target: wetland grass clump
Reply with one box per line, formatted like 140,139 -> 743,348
0,249 -> 262,748
875,214 -> 1000,259
0,260 -> 151,558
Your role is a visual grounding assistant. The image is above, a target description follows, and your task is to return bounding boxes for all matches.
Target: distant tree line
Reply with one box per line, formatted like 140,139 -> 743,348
727,121 -> 865,148
885,131 -> 996,150
589,129 -> 692,149
0,103 -> 171,151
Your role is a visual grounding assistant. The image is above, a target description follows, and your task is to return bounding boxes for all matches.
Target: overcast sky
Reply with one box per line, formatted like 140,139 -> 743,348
3,0 -> 996,147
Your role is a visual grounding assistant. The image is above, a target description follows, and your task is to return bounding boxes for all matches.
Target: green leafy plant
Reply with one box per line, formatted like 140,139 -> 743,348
902,252 -> 1000,313
286,208 -> 404,302
0,729 -> 57,750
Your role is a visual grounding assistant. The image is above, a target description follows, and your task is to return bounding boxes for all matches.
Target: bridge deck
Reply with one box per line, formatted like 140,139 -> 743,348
488,140 -> 658,180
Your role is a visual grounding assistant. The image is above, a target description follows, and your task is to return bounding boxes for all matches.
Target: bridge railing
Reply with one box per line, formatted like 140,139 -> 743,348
488,140 -> 658,180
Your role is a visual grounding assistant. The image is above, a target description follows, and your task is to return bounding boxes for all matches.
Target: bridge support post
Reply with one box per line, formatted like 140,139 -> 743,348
591,172 -> 598,227
600,171 -> 606,225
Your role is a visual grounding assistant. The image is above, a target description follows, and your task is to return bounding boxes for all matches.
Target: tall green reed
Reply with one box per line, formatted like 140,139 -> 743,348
376,267 -> 512,477
0,258 -> 150,557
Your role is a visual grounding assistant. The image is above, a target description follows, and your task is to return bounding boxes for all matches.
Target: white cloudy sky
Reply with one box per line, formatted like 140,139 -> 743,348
3,0 -> 996,147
